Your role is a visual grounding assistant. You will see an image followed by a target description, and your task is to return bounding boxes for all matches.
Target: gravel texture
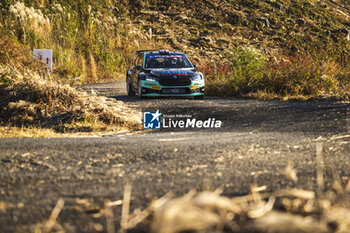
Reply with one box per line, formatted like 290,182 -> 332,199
0,81 -> 349,232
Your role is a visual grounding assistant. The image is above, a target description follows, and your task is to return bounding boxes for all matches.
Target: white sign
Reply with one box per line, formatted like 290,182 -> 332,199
33,49 -> 52,70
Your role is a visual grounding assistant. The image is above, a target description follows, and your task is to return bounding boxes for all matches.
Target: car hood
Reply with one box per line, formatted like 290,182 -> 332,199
149,69 -> 197,78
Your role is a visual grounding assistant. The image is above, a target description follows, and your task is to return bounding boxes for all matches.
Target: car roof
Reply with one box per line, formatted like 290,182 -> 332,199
137,50 -> 185,56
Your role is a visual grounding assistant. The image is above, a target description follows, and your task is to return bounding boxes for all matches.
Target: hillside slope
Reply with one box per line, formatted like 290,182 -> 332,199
0,0 -> 349,98
129,0 -> 350,59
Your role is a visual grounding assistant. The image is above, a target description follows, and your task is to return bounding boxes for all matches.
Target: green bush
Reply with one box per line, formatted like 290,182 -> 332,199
227,47 -> 267,95
205,47 -> 267,96
205,48 -> 350,99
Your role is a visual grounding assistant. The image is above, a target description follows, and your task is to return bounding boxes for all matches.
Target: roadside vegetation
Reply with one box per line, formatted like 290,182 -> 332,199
122,174 -> 350,233
1,0 -> 349,96
0,62 -> 141,135
0,0 -> 166,82
204,46 -> 350,100
0,0 -> 350,135
0,36 -> 141,136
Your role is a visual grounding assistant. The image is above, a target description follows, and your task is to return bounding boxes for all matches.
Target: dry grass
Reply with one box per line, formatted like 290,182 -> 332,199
0,65 -> 141,134
0,125 -> 137,138
89,51 -> 98,83
203,49 -> 350,100
23,143 -> 348,232
121,189 -> 350,232
0,125 -> 58,138
117,187 -> 347,233
10,141 -> 349,233
114,144 -> 350,233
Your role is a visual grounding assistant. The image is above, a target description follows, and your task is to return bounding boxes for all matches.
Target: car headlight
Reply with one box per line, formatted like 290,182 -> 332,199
191,74 -> 203,81
145,75 -> 158,82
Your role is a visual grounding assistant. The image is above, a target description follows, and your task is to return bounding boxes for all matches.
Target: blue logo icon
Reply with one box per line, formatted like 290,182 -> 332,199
143,110 -> 162,129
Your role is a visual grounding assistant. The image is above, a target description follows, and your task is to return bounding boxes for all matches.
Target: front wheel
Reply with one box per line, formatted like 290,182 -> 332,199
138,79 -> 144,99
126,76 -> 135,96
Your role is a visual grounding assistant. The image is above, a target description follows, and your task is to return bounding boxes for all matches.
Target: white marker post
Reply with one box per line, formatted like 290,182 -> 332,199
33,49 -> 53,71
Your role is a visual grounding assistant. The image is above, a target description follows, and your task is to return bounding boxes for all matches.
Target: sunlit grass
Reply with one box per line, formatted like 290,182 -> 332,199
204,47 -> 350,100
1,0 -> 349,99
1,1 -> 166,83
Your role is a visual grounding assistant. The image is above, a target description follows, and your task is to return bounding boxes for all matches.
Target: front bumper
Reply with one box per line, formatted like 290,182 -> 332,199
140,80 -> 205,97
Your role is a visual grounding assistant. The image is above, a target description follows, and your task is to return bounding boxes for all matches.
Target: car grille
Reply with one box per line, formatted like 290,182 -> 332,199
161,88 -> 190,94
158,77 -> 191,86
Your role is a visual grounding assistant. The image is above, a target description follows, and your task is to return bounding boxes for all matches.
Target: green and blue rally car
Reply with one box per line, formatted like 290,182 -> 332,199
126,50 -> 205,99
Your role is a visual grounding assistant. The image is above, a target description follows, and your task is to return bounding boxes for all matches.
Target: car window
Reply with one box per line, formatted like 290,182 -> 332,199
145,54 -> 193,68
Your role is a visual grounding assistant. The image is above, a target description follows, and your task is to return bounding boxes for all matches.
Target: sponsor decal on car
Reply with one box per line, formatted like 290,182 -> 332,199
151,85 -> 161,90
160,71 -> 188,76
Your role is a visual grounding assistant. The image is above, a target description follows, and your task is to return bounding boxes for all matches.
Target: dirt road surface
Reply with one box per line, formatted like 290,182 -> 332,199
0,81 -> 349,232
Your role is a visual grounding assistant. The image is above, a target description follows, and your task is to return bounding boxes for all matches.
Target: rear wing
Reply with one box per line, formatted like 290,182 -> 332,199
137,50 -> 158,54
137,50 -> 173,55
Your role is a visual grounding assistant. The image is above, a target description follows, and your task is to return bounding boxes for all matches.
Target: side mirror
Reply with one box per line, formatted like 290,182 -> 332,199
193,64 -> 198,68
135,65 -> 142,70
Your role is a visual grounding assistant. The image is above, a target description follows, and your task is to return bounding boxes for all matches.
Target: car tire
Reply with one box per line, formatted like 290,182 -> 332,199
126,75 -> 135,96
194,95 -> 204,100
138,79 -> 144,99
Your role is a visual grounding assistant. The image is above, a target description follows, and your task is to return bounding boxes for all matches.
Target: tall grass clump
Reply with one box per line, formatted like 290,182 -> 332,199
7,1 -> 51,46
0,1 -> 166,83
205,47 -> 267,97
0,64 -> 141,132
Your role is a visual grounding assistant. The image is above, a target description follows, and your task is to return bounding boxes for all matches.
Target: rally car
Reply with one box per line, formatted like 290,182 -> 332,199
126,50 -> 205,99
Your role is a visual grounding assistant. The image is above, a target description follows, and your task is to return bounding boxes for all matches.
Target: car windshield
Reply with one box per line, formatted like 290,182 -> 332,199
145,54 -> 193,68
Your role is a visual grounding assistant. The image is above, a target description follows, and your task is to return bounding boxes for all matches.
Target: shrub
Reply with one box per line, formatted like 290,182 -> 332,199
205,47 -> 267,96
267,55 -> 344,96
205,48 -> 350,99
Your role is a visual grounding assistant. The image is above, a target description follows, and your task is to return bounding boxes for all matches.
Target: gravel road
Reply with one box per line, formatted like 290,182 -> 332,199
0,81 -> 349,232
